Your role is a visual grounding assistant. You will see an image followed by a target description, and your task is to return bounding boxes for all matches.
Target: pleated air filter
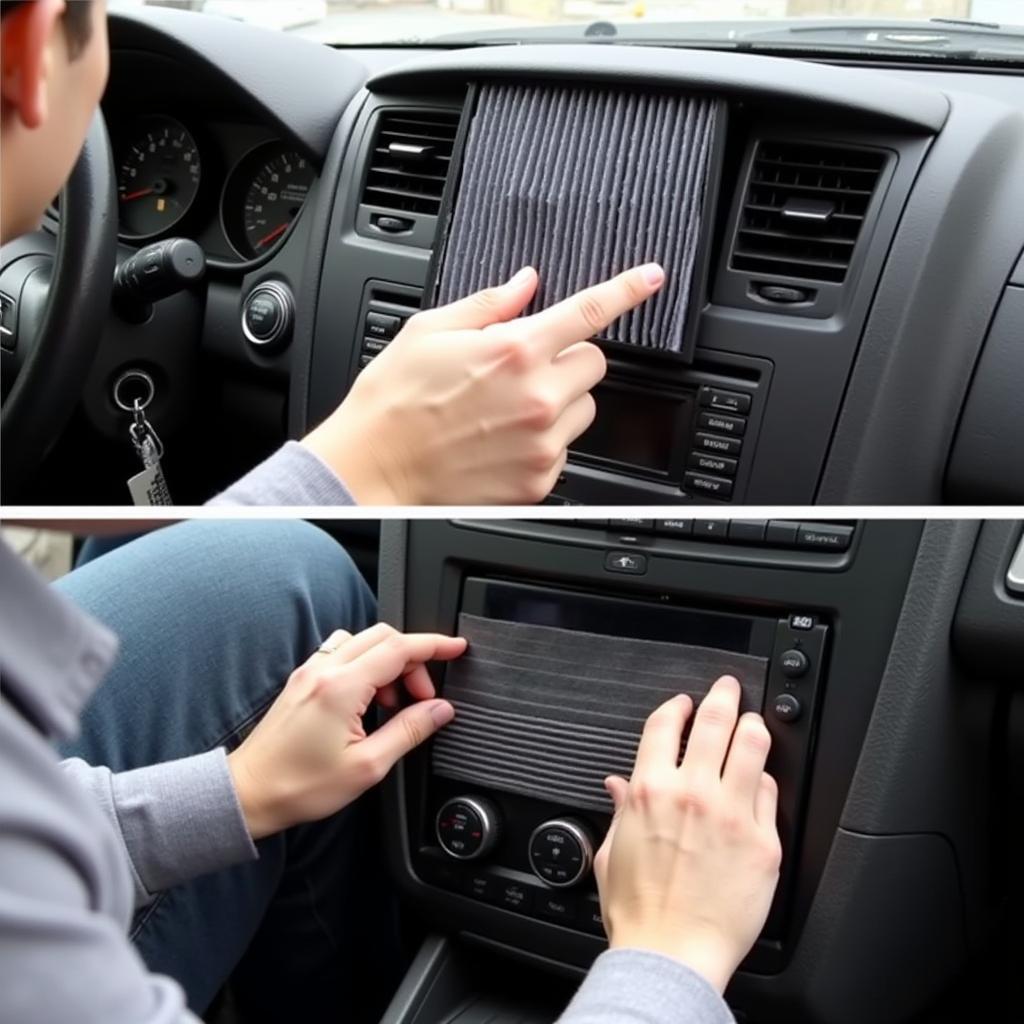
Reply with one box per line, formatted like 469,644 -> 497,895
432,614 -> 768,814
432,84 -> 723,359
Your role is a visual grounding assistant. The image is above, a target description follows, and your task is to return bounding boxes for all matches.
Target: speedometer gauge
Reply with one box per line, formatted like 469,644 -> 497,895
222,143 -> 316,260
117,116 -> 201,240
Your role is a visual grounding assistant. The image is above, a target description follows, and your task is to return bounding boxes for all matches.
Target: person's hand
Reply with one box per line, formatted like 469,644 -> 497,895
302,264 -> 665,504
593,676 -> 782,995
227,624 -> 465,840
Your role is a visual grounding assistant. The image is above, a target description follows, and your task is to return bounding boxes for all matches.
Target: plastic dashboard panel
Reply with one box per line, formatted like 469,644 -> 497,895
369,519 -> 1007,1023
81,16 -> 1024,505
304,45 -> 942,504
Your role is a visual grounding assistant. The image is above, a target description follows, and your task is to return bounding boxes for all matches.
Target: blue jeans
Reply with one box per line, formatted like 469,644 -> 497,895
56,520 -> 402,1022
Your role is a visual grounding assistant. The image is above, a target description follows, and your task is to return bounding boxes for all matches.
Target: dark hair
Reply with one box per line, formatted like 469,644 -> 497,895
1,0 -> 95,59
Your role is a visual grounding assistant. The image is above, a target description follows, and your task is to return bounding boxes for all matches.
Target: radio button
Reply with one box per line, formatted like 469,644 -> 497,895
698,412 -> 746,437
537,894 -> 578,925
657,518 -> 693,536
464,872 -> 495,901
688,452 -> 738,478
728,520 -> 767,543
766,520 -> 800,546
695,432 -> 743,456
684,472 -> 734,500
797,523 -> 854,552
604,551 -> 647,575
772,693 -> 803,723
365,311 -> 401,340
496,881 -> 533,913
780,649 -> 810,678
699,387 -> 752,415
693,519 -> 729,539
608,518 -> 655,532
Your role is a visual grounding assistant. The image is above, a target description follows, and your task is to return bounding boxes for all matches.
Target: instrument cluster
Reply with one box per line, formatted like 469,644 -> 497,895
113,113 -> 317,262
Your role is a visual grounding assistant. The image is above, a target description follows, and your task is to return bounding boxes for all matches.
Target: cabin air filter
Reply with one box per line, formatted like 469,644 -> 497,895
432,614 -> 768,813
431,83 -> 724,360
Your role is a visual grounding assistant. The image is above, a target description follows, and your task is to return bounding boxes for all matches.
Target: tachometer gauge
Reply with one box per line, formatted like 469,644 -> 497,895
117,116 -> 201,240
222,143 -> 316,260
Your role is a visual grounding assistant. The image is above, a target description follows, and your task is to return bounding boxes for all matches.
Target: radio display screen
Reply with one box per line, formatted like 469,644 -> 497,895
571,382 -> 690,475
468,579 -> 762,656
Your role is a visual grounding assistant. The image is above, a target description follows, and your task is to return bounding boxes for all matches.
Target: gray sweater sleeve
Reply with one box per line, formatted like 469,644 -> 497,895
208,440 -> 356,506
61,749 -> 257,908
559,950 -> 735,1024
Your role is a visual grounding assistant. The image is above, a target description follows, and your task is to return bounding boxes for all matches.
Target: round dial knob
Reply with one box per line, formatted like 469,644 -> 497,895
528,818 -> 595,888
435,796 -> 500,861
241,280 -> 293,350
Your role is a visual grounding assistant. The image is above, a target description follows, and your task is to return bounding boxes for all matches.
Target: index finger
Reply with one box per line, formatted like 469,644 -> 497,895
350,632 -> 467,691
524,263 -> 665,356
631,694 -> 693,780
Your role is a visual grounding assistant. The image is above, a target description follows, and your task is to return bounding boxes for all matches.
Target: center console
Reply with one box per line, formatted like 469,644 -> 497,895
375,518 -> 1003,1024
416,574 -> 826,951
375,519 -> 1008,1022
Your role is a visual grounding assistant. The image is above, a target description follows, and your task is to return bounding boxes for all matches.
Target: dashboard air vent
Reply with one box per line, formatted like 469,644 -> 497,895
361,109 -> 460,217
731,141 -> 886,284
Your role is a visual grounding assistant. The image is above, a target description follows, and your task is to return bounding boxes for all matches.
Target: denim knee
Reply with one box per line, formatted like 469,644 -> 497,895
156,519 -> 376,637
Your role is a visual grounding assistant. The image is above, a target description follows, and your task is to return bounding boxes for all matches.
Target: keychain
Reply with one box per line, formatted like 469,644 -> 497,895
126,399 -> 173,506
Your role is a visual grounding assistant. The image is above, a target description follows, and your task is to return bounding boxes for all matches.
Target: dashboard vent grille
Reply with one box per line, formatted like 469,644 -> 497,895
731,140 -> 886,284
362,109 -> 460,217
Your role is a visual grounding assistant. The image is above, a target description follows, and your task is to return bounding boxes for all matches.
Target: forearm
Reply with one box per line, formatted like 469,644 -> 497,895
61,749 -> 257,908
207,440 -> 356,506
559,950 -> 735,1024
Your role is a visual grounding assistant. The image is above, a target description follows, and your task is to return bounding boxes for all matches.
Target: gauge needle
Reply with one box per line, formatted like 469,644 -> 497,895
120,188 -> 155,202
255,223 -> 289,249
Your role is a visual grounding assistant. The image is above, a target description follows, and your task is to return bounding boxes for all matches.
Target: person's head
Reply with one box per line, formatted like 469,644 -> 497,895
1,0 -> 109,242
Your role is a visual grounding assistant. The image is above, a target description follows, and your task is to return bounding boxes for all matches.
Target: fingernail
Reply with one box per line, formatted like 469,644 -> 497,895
429,700 -> 455,727
640,263 -> 664,287
509,266 -> 535,287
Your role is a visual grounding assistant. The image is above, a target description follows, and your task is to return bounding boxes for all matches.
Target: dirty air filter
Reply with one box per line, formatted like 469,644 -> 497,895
431,83 -> 724,360
432,614 -> 768,814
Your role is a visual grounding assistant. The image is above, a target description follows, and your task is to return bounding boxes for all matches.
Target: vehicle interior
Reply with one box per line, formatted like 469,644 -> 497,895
2,4 -> 1023,506
19,515 -> 1023,1024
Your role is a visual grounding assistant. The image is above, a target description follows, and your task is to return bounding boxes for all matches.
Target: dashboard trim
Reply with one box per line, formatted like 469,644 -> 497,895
366,44 -> 950,133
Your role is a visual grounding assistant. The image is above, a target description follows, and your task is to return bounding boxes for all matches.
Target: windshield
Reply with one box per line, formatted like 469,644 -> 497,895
114,1 -> 1024,58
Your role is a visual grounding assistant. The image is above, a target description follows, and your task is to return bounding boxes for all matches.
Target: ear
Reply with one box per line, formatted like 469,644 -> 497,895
1,0 -> 65,130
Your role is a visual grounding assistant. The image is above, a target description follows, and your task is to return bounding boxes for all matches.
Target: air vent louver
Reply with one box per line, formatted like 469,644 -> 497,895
731,141 -> 886,284
361,109 -> 460,217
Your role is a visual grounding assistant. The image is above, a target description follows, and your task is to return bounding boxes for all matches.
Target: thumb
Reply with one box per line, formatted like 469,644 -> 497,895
357,698 -> 455,779
595,774 -> 629,886
605,774 -> 629,815
412,266 -> 538,333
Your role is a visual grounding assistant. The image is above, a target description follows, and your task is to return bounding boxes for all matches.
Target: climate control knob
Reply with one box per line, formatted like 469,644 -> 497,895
435,796 -> 500,861
528,818 -> 596,888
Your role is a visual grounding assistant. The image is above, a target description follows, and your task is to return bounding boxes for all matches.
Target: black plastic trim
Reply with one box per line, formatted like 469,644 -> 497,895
367,45 -> 949,133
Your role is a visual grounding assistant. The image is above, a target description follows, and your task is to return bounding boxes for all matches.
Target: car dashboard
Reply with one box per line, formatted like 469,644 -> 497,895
13,7 -> 1024,506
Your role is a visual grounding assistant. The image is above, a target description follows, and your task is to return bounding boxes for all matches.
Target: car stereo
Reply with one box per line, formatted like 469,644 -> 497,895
411,577 -> 828,943
565,351 -> 771,502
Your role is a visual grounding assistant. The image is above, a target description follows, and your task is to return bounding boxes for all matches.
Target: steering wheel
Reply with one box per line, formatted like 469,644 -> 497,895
1,111 -> 118,501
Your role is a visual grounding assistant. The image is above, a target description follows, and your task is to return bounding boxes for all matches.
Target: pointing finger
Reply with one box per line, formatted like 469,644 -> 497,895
410,267 -> 538,333
524,264 -> 665,356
